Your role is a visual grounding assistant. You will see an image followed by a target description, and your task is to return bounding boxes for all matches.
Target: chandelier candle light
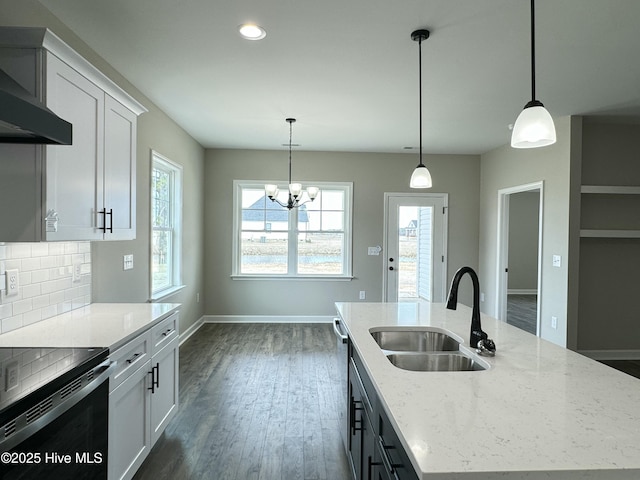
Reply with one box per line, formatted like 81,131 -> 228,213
511,0 -> 556,148
265,118 -> 319,209
409,29 -> 433,189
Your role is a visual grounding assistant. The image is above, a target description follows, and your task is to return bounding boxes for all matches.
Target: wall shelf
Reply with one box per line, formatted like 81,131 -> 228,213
581,185 -> 640,195
580,229 -> 640,238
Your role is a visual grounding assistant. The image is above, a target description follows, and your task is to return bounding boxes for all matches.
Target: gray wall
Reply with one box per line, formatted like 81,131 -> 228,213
479,116 -> 575,347
507,191 -> 539,291
204,149 -> 480,317
2,0 -> 206,335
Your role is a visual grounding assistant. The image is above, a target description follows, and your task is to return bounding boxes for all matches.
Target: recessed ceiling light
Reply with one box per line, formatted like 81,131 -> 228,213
238,23 -> 266,40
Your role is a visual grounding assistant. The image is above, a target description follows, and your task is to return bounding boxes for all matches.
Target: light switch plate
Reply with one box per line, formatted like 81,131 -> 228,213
552,255 -> 561,267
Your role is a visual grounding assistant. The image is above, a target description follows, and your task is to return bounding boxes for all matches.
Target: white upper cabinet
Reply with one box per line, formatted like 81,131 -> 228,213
0,27 -> 147,242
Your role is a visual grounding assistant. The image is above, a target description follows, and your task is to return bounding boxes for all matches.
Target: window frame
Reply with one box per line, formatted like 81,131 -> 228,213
150,150 -> 184,300
232,180 -> 353,280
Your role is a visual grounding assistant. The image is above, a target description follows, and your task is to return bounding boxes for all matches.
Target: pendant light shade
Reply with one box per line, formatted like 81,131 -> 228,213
410,164 -> 433,188
409,29 -> 432,189
511,0 -> 556,149
511,101 -> 556,148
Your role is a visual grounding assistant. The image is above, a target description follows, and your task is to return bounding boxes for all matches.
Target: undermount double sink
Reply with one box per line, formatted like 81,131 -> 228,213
370,327 -> 490,372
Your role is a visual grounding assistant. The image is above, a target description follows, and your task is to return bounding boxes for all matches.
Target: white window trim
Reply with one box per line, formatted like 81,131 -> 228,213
150,150 -> 184,301
232,180 -> 353,279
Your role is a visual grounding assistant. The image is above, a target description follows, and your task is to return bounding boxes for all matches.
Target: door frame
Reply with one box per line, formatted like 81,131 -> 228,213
382,192 -> 449,302
495,181 -> 544,334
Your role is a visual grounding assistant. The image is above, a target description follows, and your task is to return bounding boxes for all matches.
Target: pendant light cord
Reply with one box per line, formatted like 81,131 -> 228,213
418,36 -> 424,167
530,0 -> 536,102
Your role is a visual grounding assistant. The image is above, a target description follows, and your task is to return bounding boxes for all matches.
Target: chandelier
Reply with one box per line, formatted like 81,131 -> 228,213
265,118 -> 319,209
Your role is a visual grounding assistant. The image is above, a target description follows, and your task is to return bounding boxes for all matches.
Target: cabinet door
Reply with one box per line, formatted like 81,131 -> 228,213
108,362 -> 152,480
104,94 -> 137,240
45,52 -> 104,240
150,336 -> 179,445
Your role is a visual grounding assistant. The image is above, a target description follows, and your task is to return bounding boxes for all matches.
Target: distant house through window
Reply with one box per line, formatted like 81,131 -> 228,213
232,181 -> 353,278
151,151 -> 183,299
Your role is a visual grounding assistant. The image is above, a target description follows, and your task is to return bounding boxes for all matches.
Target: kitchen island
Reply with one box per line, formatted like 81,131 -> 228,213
336,300 -> 640,479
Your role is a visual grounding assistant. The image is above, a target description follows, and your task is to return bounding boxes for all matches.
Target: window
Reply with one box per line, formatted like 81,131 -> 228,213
233,181 -> 353,278
151,151 -> 183,299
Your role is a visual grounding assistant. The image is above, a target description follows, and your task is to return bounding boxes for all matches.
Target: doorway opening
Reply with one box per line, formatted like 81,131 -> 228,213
383,193 -> 448,303
496,182 -> 543,335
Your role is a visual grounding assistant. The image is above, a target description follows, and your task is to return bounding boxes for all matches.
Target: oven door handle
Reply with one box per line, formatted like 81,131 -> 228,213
0,359 -> 117,451
333,317 -> 348,344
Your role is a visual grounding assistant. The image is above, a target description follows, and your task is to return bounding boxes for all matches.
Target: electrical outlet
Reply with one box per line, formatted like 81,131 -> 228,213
5,361 -> 19,392
72,258 -> 82,283
123,254 -> 134,271
551,316 -> 558,329
359,291 -> 366,300
5,269 -> 19,296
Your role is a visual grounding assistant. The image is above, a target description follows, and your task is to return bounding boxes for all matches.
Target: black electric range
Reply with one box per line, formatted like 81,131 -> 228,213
0,346 -> 113,479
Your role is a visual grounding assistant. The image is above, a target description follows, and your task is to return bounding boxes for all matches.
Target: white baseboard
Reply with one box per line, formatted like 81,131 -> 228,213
179,316 -> 204,346
203,314 -> 334,324
578,349 -> 640,361
507,289 -> 537,295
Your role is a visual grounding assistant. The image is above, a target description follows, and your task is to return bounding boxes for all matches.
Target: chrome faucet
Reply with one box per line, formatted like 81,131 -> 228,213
446,266 -> 496,356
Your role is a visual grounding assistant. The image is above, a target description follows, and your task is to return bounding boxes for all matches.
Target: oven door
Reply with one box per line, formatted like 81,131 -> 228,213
1,360 -> 115,480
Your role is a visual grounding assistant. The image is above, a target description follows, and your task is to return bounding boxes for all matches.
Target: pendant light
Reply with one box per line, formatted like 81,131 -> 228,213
265,118 -> 319,209
511,0 -> 556,148
409,29 -> 433,189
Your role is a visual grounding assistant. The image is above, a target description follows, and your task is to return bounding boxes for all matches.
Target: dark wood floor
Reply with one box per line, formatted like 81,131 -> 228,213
133,323 -> 351,480
600,360 -> 640,379
506,294 -> 537,334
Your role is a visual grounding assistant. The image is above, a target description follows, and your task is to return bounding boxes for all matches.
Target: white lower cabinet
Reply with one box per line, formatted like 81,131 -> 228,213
108,360 -> 152,480
108,313 -> 179,480
150,335 -> 179,445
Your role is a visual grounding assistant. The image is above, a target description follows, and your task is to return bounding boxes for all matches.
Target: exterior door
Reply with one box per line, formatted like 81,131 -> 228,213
383,193 -> 448,302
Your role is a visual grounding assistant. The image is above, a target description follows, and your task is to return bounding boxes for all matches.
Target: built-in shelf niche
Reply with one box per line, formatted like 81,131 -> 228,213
580,185 -> 640,238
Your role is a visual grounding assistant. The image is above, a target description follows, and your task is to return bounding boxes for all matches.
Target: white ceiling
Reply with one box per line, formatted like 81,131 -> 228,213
38,0 -> 640,155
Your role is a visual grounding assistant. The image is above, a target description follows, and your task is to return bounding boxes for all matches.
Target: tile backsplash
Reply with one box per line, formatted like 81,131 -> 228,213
0,242 -> 91,334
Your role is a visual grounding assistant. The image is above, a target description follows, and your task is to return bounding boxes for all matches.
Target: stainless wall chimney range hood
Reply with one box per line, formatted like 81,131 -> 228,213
0,66 -> 72,145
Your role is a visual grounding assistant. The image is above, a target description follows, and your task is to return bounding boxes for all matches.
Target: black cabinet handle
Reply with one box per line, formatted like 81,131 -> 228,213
99,208 -> 114,233
350,398 -> 364,435
99,208 -> 107,232
148,362 -> 160,393
367,455 -> 381,480
126,352 -> 141,364
106,208 -> 113,233
378,436 -> 402,479
389,266 -> 394,271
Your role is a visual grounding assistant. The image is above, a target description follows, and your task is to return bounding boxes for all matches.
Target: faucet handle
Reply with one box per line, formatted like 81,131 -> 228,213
476,338 -> 496,357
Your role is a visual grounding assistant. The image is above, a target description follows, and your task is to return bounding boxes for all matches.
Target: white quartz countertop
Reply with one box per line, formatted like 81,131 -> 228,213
336,300 -> 640,480
0,303 -> 180,351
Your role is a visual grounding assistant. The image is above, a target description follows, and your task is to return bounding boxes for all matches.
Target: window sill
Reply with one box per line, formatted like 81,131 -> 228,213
231,275 -> 354,281
150,285 -> 186,302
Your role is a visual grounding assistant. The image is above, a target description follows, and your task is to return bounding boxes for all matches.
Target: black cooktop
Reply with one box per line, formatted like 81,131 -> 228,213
0,346 -> 108,424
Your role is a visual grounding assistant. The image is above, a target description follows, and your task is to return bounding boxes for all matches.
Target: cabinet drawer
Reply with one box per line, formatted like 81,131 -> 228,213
150,312 -> 179,356
109,330 -> 152,392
